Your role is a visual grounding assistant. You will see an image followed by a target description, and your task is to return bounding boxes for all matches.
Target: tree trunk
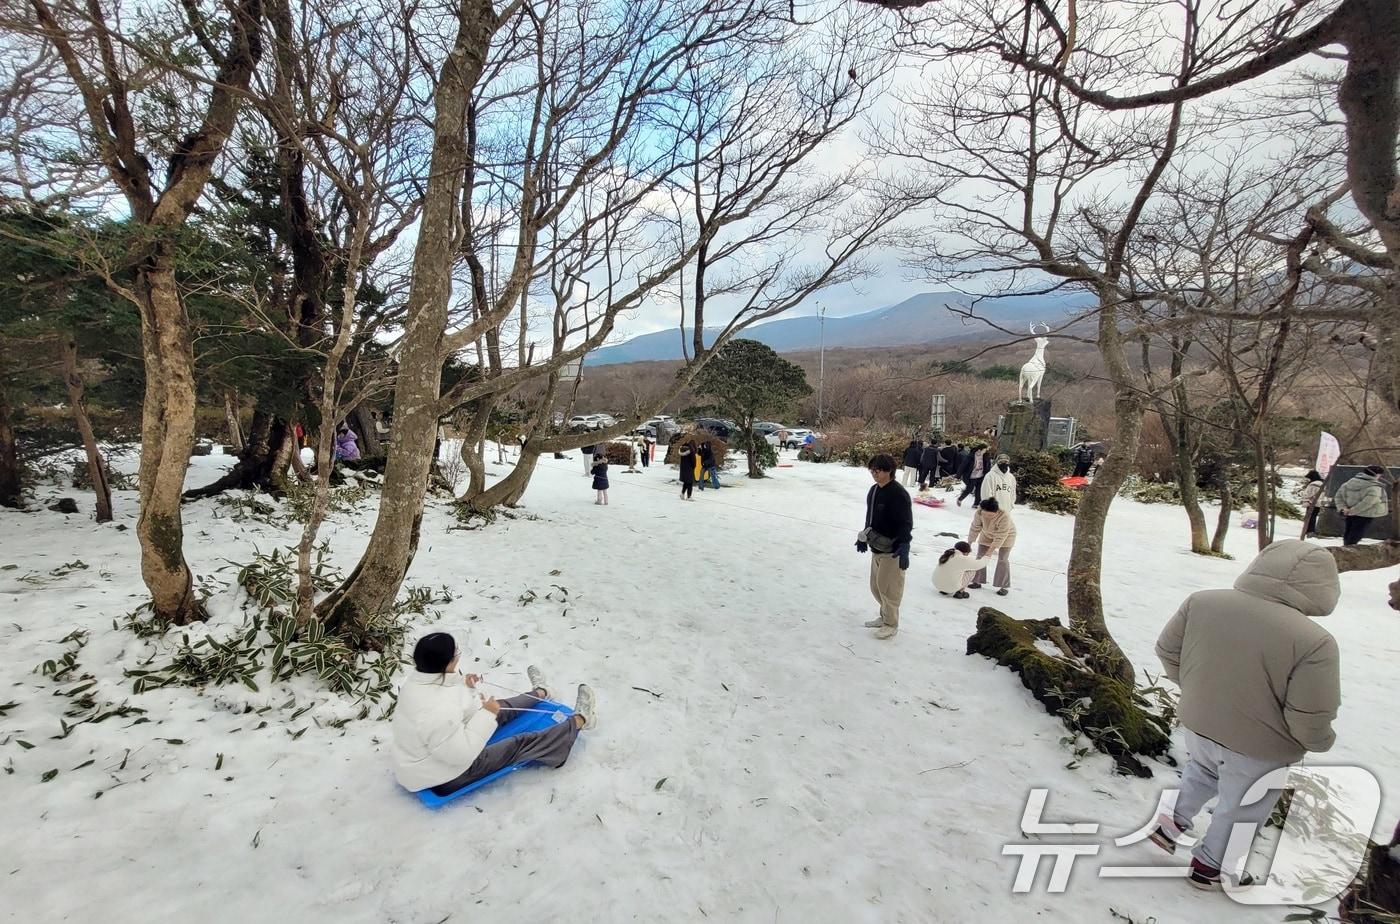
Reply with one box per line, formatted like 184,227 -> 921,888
317,2 -> 497,634
1212,481 -> 1233,553
0,380 -> 22,509
134,260 -> 203,624
465,444 -> 542,511
1164,414 -> 1209,557
184,408 -> 295,499
60,336 -> 113,523
1327,540 -> 1400,611
351,403 -> 382,458
746,420 -> 760,478
1254,438 -> 1273,550
1065,291 -> 1140,684
457,400 -> 495,500
1065,387 -> 1141,683
223,389 -> 244,451
294,203 -> 370,625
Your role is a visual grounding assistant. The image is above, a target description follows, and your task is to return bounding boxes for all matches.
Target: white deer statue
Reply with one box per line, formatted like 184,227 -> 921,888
1018,323 -> 1050,401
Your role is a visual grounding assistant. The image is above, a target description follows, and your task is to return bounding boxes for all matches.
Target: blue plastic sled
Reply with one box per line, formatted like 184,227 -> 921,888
411,699 -> 575,808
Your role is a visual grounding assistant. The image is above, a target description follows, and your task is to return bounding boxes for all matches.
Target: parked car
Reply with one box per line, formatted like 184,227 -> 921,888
568,414 -> 608,430
694,417 -> 736,439
753,421 -> 784,436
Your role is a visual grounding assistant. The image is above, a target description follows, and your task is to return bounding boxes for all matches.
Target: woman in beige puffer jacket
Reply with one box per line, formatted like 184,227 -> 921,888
967,497 -> 1016,595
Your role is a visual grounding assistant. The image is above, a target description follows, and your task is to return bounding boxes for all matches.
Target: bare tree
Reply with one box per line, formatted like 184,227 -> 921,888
317,0 -> 905,634
874,2 -> 1234,681
4,0 -> 266,623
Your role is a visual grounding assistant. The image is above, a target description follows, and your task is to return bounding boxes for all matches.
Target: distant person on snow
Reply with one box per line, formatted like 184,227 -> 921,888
934,541 -> 984,599
1149,540 -> 1340,891
902,438 -> 923,488
1333,464 -> 1389,546
333,425 -> 360,462
939,442 -> 960,489
699,441 -> 720,490
1296,470 -> 1325,538
855,453 -> 913,640
918,440 -> 942,492
957,445 -> 987,507
677,442 -> 697,501
392,632 -> 596,797
1087,455 -> 1105,482
581,442 -> 596,475
639,437 -> 652,469
966,497 -> 1015,596
982,453 -> 1018,510
591,453 -> 610,505
1072,442 -> 1096,478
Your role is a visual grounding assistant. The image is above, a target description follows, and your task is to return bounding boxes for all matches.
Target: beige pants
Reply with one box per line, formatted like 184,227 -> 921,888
869,553 -> 906,627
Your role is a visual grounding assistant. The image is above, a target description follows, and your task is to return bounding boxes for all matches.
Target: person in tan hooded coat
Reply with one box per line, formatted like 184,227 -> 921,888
1148,540 -> 1342,890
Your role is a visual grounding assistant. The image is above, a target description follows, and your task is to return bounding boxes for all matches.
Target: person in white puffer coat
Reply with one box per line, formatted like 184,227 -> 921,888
392,632 -> 596,796
982,453 -> 1018,511
933,541 -> 984,599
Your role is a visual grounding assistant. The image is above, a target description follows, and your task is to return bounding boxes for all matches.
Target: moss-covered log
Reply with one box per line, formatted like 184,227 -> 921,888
966,607 -> 1172,777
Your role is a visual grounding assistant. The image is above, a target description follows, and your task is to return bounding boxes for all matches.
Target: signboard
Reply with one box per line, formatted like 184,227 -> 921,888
1316,432 -> 1340,476
930,395 -> 946,433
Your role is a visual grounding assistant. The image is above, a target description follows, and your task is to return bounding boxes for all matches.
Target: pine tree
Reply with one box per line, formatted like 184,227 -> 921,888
692,339 -> 812,478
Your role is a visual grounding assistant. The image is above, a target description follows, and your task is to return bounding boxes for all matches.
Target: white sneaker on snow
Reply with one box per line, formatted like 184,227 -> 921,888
573,683 -> 597,729
527,665 -> 548,699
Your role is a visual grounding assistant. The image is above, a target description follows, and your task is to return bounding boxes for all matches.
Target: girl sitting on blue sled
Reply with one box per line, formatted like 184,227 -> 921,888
392,632 -> 596,797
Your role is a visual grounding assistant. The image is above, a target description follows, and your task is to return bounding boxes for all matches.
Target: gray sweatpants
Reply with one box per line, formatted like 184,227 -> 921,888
1172,729 -> 1288,872
430,693 -> 580,796
973,544 -> 1012,588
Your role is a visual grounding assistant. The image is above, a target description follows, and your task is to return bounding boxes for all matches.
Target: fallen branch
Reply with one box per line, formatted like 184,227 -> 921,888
919,759 -> 974,775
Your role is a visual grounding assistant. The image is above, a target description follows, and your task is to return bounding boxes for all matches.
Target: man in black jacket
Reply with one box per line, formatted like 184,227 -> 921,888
918,441 -> 942,492
939,442 -> 960,482
856,453 -> 913,640
901,439 -> 923,488
1072,442 -> 1096,478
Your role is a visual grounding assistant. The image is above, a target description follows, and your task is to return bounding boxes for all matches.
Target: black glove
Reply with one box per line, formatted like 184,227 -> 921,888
894,542 -> 910,571
855,540 -> 868,553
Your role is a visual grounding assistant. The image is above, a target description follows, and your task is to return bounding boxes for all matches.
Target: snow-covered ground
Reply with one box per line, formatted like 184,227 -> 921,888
2,448 -> 1395,923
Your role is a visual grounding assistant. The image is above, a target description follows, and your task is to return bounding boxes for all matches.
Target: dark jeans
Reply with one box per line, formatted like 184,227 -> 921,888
918,465 -> 938,489
1303,506 -> 1319,537
958,476 -> 983,504
1343,515 -> 1373,546
641,452 -> 650,468
1072,460 -> 1091,478
430,693 -> 580,796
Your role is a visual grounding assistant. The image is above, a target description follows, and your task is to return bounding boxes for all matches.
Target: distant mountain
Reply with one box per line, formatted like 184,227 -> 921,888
585,290 -> 1092,365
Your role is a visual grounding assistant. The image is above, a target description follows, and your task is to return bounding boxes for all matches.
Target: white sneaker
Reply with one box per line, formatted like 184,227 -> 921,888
527,665 -> 548,699
573,683 -> 597,729
874,626 -> 898,640
863,619 -> 884,628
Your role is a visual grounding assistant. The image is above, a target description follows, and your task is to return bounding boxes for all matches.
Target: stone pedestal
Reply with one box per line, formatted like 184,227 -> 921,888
1001,399 -> 1051,454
